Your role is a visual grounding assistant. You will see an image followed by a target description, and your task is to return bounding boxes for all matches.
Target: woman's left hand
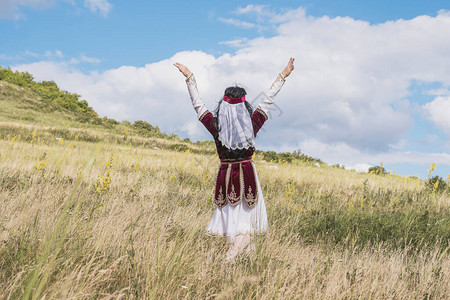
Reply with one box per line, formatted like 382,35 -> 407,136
174,62 -> 192,78
281,57 -> 295,78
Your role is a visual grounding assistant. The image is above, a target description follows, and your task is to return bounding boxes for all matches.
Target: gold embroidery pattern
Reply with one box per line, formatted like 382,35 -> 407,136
214,165 -> 226,208
225,163 -> 231,193
252,161 -> 259,204
256,108 -> 268,121
240,163 -> 244,196
216,186 -> 226,208
244,162 -> 258,208
199,110 -> 209,121
215,161 -> 263,208
228,184 -> 240,206
245,186 -> 256,208
220,157 -> 252,163
223,163 -> 234,206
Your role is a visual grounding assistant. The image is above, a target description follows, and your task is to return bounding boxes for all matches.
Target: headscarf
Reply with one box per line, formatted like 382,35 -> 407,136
217,95 -> 255,150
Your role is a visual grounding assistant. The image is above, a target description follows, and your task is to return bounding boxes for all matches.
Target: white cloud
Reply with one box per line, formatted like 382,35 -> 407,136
13,51 -> 217,125
218,38 -> 249,48
218,17 -> 258,29
226,4 -> 296,33
44,50 -> 63,58
0,49 -> 61,62
0,50 -> 101,65
0,53 -> 19,60
424,88 -> 450,96
80,54 -> 100,63
24,50 -> 39,57
0,0 -> 53,19
11,8 -> 450,173
0,0 -> 112,19
298,139 -> 450,171
84,0 -> 111,17
423,96 -> 450,136
54,50 -> 64,58
235,5 -> 270,16
233,5 -> 306,27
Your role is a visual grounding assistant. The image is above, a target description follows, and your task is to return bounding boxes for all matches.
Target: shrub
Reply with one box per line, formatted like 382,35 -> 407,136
0,66 -> 98,121
0,68 -> 34,86
133,120 -> 154,132
90,117 -> 103,125
426,176 -> 447,193
168,143 -> 189,152
368,165 -> 388,175
101,117 -> 119,128
168,133 -> 179,140
261,149 -> 321,164
331,164 -> 345,169
262,151 -> 278,162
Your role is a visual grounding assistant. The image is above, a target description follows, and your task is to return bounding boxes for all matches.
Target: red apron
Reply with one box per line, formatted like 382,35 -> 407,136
214,158 -> 258,208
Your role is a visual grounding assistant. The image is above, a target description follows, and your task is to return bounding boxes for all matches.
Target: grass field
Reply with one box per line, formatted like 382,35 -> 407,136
1,79 -> 449,299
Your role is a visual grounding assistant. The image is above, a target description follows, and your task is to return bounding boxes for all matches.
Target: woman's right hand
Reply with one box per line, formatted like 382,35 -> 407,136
174,62 -> 192,78
281,57 -> 295,78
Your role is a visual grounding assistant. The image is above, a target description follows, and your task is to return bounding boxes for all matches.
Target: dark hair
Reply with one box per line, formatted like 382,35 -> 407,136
212,86 -> 253,138
224,86 -> 246,98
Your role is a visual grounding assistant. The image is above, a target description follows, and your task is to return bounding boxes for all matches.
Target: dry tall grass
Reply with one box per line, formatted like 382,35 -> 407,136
1,135 -> 449,299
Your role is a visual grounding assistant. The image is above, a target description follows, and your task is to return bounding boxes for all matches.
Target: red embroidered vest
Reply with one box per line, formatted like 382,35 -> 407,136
199,108 -> 268,208
214,157 -> 258,208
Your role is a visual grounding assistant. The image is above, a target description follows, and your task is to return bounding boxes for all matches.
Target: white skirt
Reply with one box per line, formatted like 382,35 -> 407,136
206,165 -> 268,238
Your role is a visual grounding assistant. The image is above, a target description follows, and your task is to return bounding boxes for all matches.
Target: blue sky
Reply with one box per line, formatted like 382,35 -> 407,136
2,0 -> 449,69
1,0 -> 450,179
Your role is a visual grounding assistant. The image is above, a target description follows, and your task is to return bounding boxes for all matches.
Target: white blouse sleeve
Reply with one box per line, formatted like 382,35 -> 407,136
257,73 -> 286,115
185,73 -> 208,119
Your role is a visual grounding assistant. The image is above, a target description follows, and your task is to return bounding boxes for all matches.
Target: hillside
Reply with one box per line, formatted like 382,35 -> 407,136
0,67 -> 449,299
0,67 -> 214,155
0,66 -> 324,165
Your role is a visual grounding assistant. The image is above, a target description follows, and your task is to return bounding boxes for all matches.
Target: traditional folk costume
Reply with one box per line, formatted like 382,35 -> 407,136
185,73 -> 286,240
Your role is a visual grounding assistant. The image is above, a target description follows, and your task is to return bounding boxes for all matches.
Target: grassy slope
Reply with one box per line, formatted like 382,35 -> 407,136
0,80 -> 449,299
0,80 -> 215,154
0,79 -> 95,128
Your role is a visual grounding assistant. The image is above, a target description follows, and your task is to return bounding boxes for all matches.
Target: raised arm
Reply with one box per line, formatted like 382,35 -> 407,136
174,62 -> 215,135
257,57 -> 295,116
174,62 -> 208,119
252,57 -> 295,135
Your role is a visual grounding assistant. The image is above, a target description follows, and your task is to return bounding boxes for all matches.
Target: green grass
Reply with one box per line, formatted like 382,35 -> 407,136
0,76 -> 449,299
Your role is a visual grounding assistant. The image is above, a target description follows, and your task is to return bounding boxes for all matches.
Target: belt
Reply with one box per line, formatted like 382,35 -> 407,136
219,157 -> 253,164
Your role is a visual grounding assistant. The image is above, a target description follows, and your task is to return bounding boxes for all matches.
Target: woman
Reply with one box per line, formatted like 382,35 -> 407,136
174,58 -> 295,261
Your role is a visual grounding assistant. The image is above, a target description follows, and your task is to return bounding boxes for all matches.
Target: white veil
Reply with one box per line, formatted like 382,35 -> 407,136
217,100 -> 255,150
